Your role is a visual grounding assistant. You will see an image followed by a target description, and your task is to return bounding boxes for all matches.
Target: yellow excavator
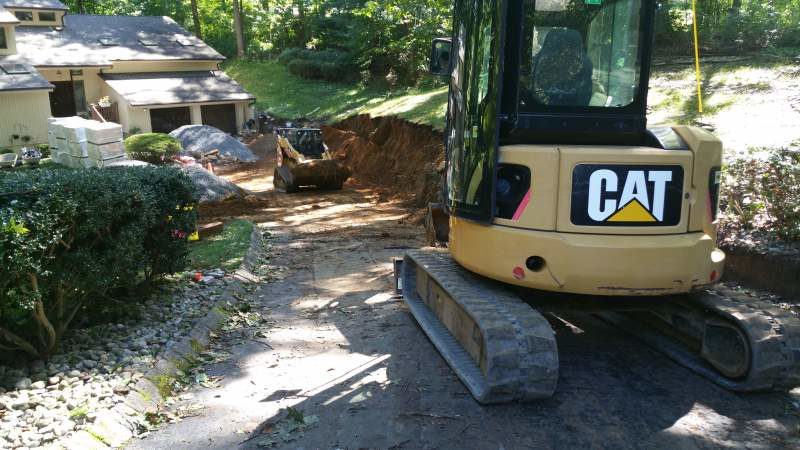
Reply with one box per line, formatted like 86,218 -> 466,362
396,0 -> 800,403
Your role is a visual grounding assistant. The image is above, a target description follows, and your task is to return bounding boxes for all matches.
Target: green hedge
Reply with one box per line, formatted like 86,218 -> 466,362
0,167 -> 197,358
278,48 -> 359,82
124,133 -> 182,165
721,148 -> 800,241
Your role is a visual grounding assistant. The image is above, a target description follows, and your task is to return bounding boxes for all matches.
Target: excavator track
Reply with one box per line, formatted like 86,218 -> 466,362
599,287 -> 800,392
400,249 -> 559,404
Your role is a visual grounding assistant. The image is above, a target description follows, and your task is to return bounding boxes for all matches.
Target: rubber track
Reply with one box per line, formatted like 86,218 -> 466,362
402,249 -> 559,404
698,286 -> 800,391
601,287 -> 800,392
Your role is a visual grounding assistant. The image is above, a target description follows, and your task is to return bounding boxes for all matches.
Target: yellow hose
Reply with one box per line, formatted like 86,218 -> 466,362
692,0 -> 704,113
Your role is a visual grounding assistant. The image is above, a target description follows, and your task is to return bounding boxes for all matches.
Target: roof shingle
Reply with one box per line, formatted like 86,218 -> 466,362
15,14 -> 225,67
0,5 -> 20,23
0,55 -> 53,92
100,71 -> 254,107
0,0 -> 68,10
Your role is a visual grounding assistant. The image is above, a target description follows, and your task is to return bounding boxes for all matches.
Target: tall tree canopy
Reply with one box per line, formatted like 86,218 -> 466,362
60,0 -> 800,85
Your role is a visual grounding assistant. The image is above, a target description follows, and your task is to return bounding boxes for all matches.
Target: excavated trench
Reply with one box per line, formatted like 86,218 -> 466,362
323,115 -> 445,207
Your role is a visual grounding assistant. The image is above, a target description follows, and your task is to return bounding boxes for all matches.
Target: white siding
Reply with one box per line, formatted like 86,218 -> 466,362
128,107 -> 152,134
0,24 -> 16,56
0,90 -> 51,146
3,9 -> 64,27
190,105 -> 202,124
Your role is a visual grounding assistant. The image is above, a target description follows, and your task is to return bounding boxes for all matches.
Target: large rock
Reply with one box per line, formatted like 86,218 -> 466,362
170,125 -> 258,162
181,165 -> 246,204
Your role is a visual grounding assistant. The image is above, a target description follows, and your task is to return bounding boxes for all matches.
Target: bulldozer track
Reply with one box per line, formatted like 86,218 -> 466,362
402,249 -> 559,404
600,287 -> 800,392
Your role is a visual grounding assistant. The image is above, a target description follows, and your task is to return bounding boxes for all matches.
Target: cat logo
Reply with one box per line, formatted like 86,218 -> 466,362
571,164 -> 685,227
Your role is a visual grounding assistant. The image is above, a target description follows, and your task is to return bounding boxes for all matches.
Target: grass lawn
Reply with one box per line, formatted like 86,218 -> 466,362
226,51 -> 800,152
188,219 -> 253,271
224,59 -> 448,129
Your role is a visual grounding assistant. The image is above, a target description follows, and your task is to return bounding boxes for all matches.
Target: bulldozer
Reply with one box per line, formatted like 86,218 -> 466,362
396,0 -> 800,404
273,127 -> 350,192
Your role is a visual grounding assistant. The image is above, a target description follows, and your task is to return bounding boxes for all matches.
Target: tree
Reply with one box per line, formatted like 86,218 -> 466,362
232,0 -> 246,57
724,0 -> 743,40
191,0 -> 203,39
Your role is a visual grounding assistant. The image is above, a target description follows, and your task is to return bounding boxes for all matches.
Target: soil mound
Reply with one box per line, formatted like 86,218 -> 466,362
323,115 -> 445,206
171,125 -> 258,162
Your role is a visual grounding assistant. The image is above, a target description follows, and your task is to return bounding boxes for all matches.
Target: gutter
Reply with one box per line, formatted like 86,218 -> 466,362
0,85 -> 54,92
130,97 -> 257,108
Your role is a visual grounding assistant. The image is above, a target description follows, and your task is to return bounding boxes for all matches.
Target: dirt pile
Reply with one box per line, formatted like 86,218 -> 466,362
323,115 -> 445,207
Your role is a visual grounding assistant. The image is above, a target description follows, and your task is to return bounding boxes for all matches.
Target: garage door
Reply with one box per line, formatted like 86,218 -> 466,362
201,104 -> 237,135
150,107 -> 191,134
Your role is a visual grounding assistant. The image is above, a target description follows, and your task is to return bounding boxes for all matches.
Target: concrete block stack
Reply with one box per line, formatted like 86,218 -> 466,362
63,119 -> 91,169
85,121 -> 126,168
48,117 -> 82,167
47,117 -> 126,168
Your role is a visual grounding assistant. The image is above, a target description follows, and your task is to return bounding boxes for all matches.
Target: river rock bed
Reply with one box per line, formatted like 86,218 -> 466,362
0,269 -> 231,449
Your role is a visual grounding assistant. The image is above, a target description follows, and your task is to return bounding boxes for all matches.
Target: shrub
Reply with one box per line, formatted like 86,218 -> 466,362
0,148 -> 14,155
124,133 -> 182,165
34,144 -> 50,159
720,147 -> 800,241
278,48 -> 358,82
0,167 -> 197,358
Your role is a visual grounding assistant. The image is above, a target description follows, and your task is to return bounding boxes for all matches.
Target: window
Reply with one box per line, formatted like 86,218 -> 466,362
445,0 -> 504,221
139,39 -> 159,46
14,11 -> 33,21
518,0 -> 643,110
0,63 -> 30,75
176,38 -> 195,47
98,38 -> 119,46
38,11 -> 56,22
0,28 -> 7,50
73,80 -> 87,113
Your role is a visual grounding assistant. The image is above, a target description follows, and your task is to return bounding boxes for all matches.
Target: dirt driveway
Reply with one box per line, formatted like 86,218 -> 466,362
130,141 -> 800,450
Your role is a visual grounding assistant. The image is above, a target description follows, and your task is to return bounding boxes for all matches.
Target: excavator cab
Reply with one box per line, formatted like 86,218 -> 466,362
397,0 -> 800,405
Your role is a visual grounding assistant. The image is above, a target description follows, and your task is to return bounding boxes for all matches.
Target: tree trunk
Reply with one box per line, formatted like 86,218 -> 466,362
295,0 -> 307,47
724,0 -> 743,42
232,0 -> 245,57
190,0 -> 203,39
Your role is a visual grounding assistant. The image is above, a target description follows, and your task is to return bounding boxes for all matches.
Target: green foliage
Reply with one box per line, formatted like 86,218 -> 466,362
279,48 -> 358,82
720,147 -> 800,241
34,144 -> 50,159
0,167 -> 197,358
0,149 -> 14,155
224,59 -> 448,127
655,0 -> 800,55
189,219 -> 253,271
124,133 -> 182,165
68,404 -> 89,420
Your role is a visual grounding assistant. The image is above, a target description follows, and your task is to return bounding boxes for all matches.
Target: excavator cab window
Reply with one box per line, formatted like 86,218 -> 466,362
444,0 -> 506,222
519,0 -> 643,110
503,0 -> 654,145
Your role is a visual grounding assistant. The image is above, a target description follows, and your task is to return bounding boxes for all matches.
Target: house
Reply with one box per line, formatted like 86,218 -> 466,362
0,0 -> 255,147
